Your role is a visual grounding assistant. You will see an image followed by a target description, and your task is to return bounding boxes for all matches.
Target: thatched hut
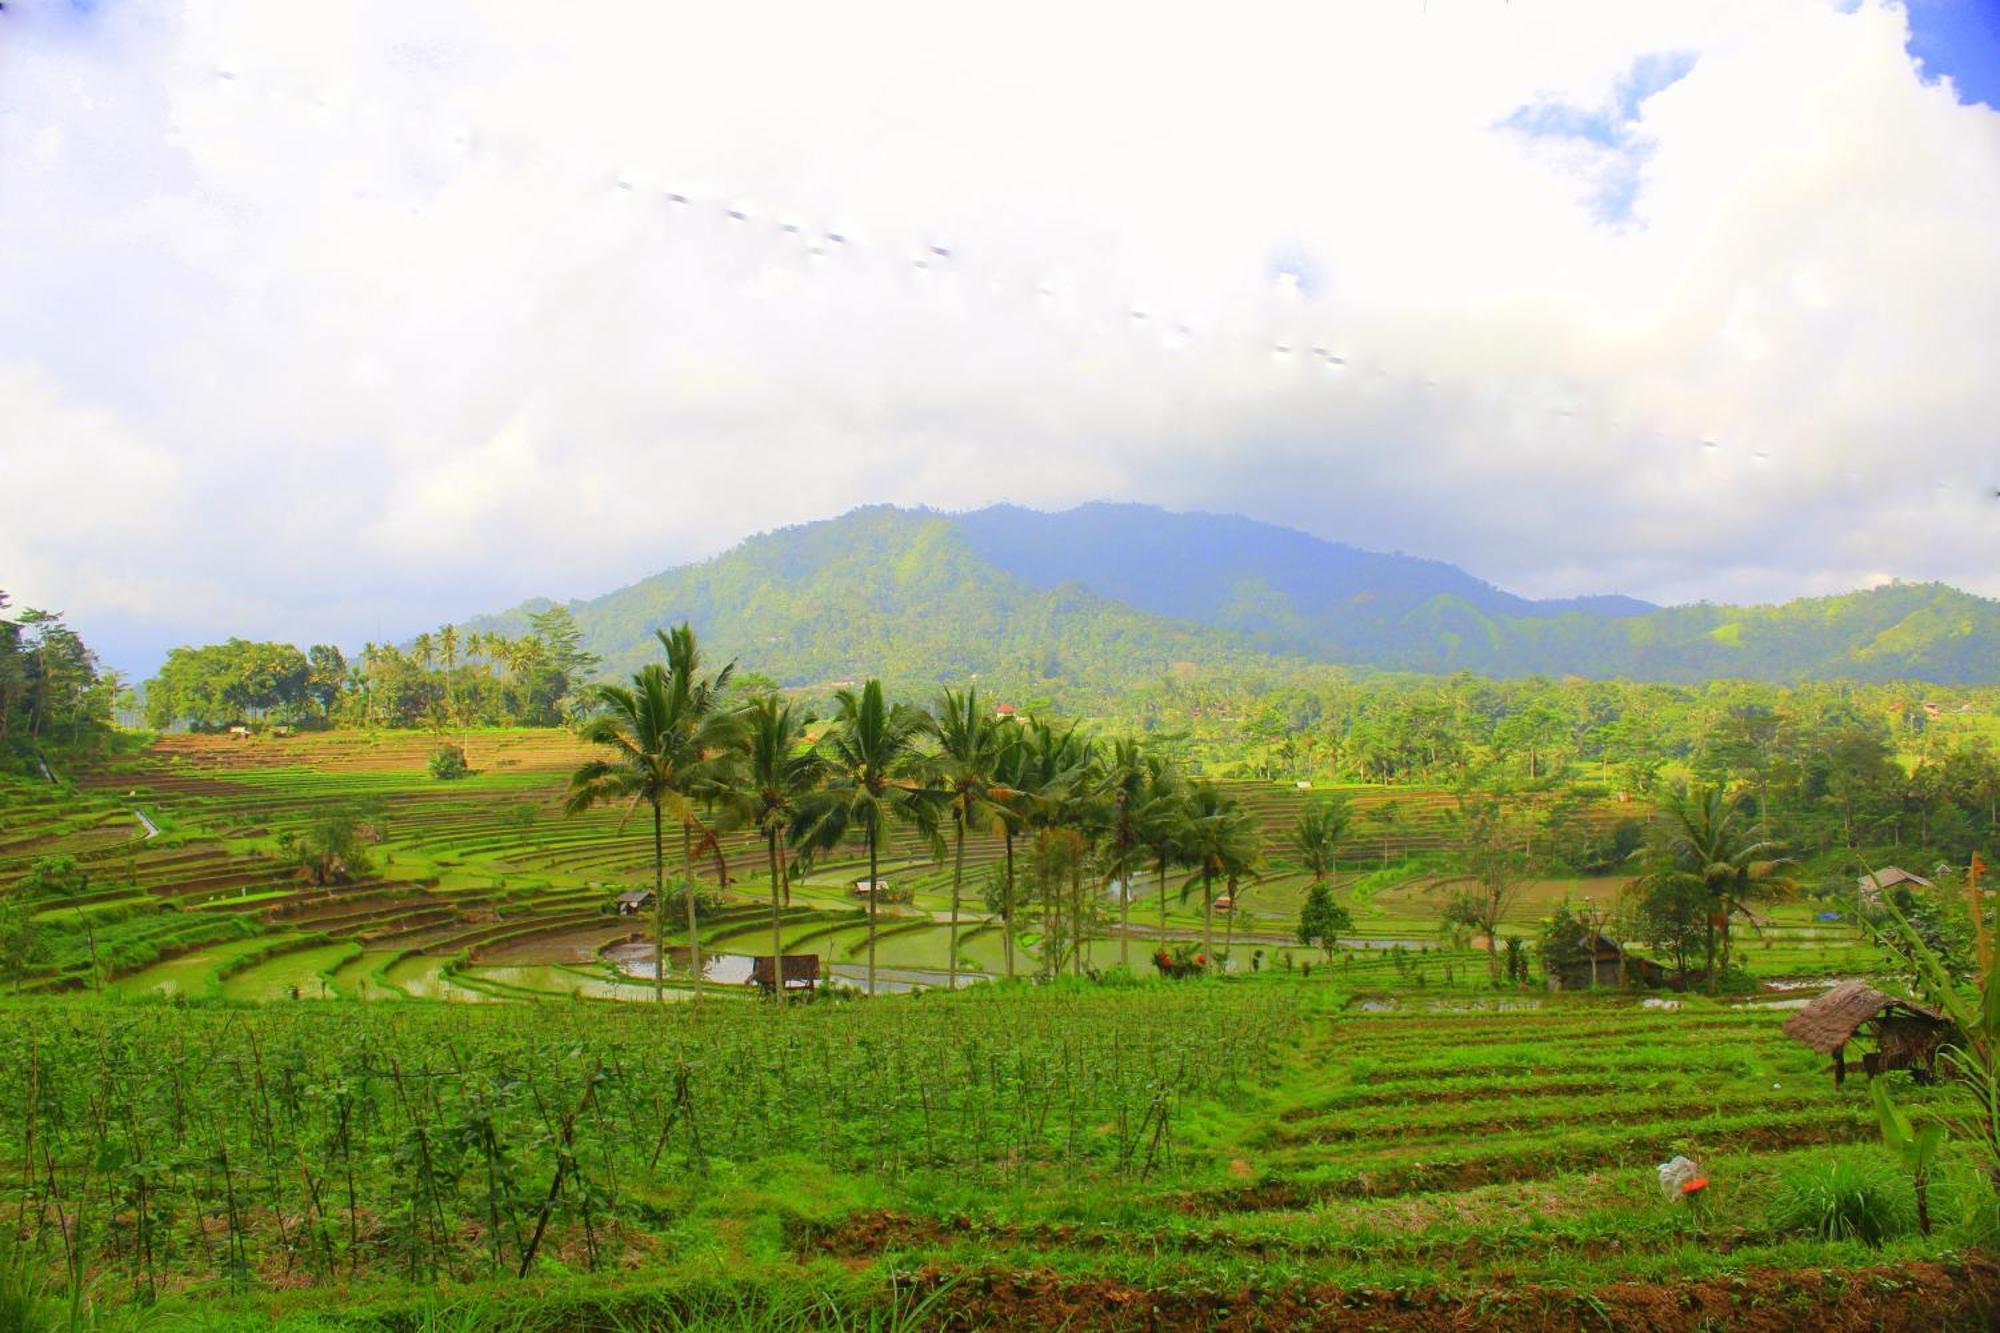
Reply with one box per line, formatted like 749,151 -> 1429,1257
1782,980 -> 1951,1087
1549,934 -> 1668,990
749,954 -> 821,995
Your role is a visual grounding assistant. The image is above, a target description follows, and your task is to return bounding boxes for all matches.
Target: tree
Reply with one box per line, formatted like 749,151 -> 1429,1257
17,854 -> 91,899
1365,800 -> 1403,867
1289,797 -> 1352,884
566,625 -> 741,1007
1137,756 -> 1190,948
305,644 -> 348,718
733,694 -> 821,1002
1297,880 -> 1351,960
279,810 -> 375,887
1630,872 -> 1708,977
1179,782 -> 1260,960
923,687 -> 1007,990
1631,786 -> 1797,994
1537,899 -> 1592,984
1097,737 -> 1159,973
795,680 -> 935,997
1010,718 -> 1098,978
985,724 -> 1029,978
0,889 -> 42,992
1436,797 -> 1532,985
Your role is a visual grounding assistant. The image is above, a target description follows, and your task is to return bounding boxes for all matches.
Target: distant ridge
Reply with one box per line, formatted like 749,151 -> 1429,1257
473,503 -> 2000,688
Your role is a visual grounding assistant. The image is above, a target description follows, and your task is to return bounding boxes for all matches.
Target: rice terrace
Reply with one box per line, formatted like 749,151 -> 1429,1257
9,1 -> 2000,1328
5,609 -> 2000,1330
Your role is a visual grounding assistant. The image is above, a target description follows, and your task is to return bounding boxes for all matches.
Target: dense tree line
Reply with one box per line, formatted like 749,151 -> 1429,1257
0,591 -> 119,764
567,623 -> 1270,1001
1117,670 -> 2000,864
143,607 -> 600,731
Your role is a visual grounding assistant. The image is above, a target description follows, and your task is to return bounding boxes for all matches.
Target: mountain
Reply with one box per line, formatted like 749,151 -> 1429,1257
953,503 -> 1655,661
475,504 -> 2000,688
475,507 -> 1270,705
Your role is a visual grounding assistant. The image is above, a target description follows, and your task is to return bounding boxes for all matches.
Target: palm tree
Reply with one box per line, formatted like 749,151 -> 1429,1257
1290,796 -> 1352,886
1179,782 -> 1260,962
1138,756 -> 1190,948
1100,738 -> 1154,972
733,694 -> 821,1001
566,624 -> 739,1009
794,680 -> 935,996
987,726 -> 1030,979
1013,718 -> 1096,978
437,623 -> 460,732
923,687 -> 1007,991
1634,785 -> 1797,993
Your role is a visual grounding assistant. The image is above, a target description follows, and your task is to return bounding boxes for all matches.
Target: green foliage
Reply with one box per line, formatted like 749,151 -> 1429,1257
146,638 -> 312,729
1872,1079 -> 1947,1235
278,809 -> 377,886
1296,880 -> 1351,960
1537,900 -> 1592,978
18,854 -> 90,900
428,744 -> 471,781
0,593 -> 117,762
1768,1151 -> 1914,1245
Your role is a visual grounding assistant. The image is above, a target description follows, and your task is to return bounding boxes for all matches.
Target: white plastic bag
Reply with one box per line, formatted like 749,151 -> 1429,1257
1657,1155 -> 1700,1200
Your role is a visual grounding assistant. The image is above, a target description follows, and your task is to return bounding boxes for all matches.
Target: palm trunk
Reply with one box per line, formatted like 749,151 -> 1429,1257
1223,874 -> 1237,966
866,822 -> 879,996
1705,906 -> 1718,996
1157,855 -> 1168,940
652,802 -> 665,1005
768,830 -> 785,1005
683,824 -> 701,1015
1071,858 -> 1084,978
1202,868 -> 1215,959
1119,860 -> 1131,971
947,811 -> 965,991
1002,832 -> 1017,980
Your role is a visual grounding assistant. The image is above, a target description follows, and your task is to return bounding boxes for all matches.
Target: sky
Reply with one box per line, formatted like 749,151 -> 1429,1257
2,0 -> 1998,678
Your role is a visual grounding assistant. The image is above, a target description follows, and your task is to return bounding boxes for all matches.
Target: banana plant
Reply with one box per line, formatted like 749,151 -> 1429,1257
1874,883 -> 2000,1193
1872,1079 -> 1947,1235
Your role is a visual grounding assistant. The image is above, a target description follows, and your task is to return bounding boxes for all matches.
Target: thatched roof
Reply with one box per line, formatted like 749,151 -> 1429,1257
1858,866 -> 1933,896
1782,980 -> 1946,1054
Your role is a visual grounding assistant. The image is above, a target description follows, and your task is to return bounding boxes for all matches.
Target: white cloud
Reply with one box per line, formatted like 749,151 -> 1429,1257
1,0 -> 1996,672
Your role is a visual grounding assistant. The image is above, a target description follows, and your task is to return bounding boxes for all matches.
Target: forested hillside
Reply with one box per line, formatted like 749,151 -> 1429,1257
474,507 -> 1272,703
477,504 -> 2000,687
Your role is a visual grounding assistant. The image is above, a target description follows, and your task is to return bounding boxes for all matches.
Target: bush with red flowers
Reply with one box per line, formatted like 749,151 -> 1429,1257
1152,943 -> 1209,980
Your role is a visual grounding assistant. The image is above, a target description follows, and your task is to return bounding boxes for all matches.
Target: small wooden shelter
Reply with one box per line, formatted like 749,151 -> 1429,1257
853,878 -> 889,897
615,889 -> 655,916
749,954 -> 821,995
1783,980 -> 1951,1087
1550,934 -> 1665,990
1857,867 -> 1933,902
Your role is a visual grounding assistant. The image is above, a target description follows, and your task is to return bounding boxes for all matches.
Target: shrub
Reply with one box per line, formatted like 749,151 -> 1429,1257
1768,1150 -> 1914,1245
428,744 -> 471,781
18,855 -> 89,900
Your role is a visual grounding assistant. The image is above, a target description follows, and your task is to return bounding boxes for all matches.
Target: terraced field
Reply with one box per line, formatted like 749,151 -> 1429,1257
0,979 -> 1989,1329
2,729 -> 1869,1005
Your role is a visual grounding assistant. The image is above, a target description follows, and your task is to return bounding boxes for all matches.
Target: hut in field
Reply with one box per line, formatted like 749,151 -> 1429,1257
1783,980 -> 1951,1087
749,954 -> 821,995
615,889 -> 655,916
1857,866 -> 1933,903
853,878 -> 889,897
1549,934 -> 1667,990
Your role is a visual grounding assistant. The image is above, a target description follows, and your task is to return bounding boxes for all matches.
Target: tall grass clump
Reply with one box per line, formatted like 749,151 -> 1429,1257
1768,1150 -> 1914,1245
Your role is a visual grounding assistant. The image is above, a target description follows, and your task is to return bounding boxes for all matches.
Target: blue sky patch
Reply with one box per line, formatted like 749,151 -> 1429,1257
1904,0 -> 2000,109
1500,50 -> 1698,223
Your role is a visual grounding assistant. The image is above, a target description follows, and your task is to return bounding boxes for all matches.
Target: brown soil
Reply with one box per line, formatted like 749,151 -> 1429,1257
917,1258 -> 2000,1331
